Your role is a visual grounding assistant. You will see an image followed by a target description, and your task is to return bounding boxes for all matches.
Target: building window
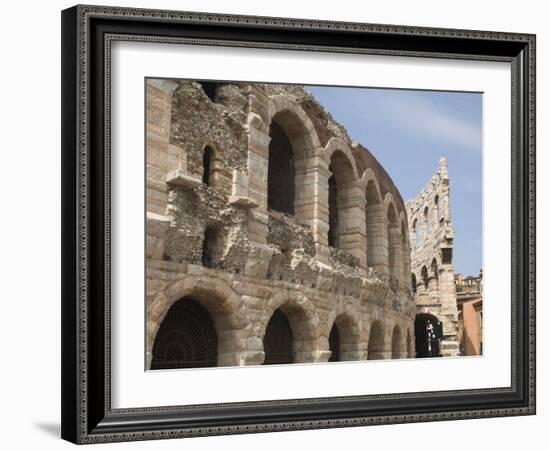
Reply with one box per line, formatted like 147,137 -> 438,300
434,194 -> 440,224
267,121 -> 295,215
413,218 -> 419,246
202,226 -> 221,268
202,146 -> 215,186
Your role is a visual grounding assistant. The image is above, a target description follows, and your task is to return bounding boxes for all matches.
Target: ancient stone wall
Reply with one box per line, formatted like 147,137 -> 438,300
146,79 -> 416,368
406,159 -> 460,357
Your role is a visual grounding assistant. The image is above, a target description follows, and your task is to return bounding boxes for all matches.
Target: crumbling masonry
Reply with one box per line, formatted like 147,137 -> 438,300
146,79 -> 417,369
406,159 -> 460,357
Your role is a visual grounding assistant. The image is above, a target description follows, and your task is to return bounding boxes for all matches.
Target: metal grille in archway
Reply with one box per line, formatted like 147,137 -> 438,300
151,298 -> 218,370
263,309 -> 294,365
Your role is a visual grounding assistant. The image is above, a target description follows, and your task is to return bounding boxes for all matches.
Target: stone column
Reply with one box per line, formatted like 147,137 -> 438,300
365,203 -> 389,276
336,181 -> 367,270
388,226 -> 404,284
242,112 -> 274,278
438,266 -> 460,357
146,78 -> 178,216
294,155 -> 332,265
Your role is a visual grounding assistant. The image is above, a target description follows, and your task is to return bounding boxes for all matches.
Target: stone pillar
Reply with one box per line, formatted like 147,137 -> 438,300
366,203 -> 389,275
146,79 -> 178,216
336,181 -> 367,270
294,156 -> 331,265
242,112 -> 274,278
438,266 -> 460,357
388,226 -> 404,284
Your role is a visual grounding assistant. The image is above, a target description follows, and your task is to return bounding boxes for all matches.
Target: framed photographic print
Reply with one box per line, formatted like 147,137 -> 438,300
61,4 -> 536,444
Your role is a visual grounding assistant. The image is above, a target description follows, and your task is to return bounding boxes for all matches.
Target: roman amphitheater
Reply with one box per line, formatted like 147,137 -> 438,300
146,79 -> 442,370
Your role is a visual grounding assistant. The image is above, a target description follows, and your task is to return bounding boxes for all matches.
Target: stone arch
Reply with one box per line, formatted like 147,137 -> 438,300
391,324 -> 406,359
147,275 -> 245,368
265,96 -> 322,221
385,195 -> 402,282
325,301 -> 364,361
363,170 -> 387,274
267,95 -> 321,159
199,141 -> 221,188
412,217 -> 419,247
415,312 -> 442,358
367,319 -> 386,360
324,137 -> 359,179
151,298 -> 218,369
257,290 -> 321,363
421,265 -> 429,288
434,194 -> 441,226
327,149 -> 359,248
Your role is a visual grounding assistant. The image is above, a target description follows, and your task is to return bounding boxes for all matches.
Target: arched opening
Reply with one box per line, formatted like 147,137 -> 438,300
391,325 -> 405,359
367,320 -> 385,360
327,151 -> 355,250
202,146 -> 215,186
328,324 -> 341,362
151,298 -> 218,369
198,81 -> 218,102
202,226 -> 222,268
413,218 -> 419,246
365,180 -> 384,270
414,313 -> 442,358
421,266 -> 429,289
327,174 -> 338,247
387,204 -> 400,279
263,309 -> 294,365
434,195 -> 440,225
424,206 -> 430,238
411,273 -> 417,294
327,313 -> 361,362
431,258 -> 439,293
267,121 -> 295,215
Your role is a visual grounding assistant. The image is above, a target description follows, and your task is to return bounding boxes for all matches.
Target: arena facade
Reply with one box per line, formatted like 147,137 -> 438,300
145,79 -> 417,369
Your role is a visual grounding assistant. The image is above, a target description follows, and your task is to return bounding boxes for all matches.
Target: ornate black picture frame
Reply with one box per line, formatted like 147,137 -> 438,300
61,4 -> 536,444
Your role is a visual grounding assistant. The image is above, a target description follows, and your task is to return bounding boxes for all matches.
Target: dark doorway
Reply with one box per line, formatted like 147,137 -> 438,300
151,298 -> 218,369
414,313 -> 442,358
202,146 -> 214,185
328,324 -> 341,362
267,122 -> 295,215
327,174 -> 339,248
263,309 -> 294,364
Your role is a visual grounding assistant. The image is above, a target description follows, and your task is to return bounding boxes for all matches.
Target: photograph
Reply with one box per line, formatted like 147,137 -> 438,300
145,79 -> 484,370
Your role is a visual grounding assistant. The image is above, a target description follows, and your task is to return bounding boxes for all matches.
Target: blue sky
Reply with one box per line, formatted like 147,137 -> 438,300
307,85 -> 482,276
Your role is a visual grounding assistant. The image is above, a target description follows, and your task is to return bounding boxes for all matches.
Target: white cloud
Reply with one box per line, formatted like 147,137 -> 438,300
352,91 -> 482,152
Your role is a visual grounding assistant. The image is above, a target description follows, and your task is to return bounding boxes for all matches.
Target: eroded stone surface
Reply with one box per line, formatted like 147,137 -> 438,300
146,80 -> 416,367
